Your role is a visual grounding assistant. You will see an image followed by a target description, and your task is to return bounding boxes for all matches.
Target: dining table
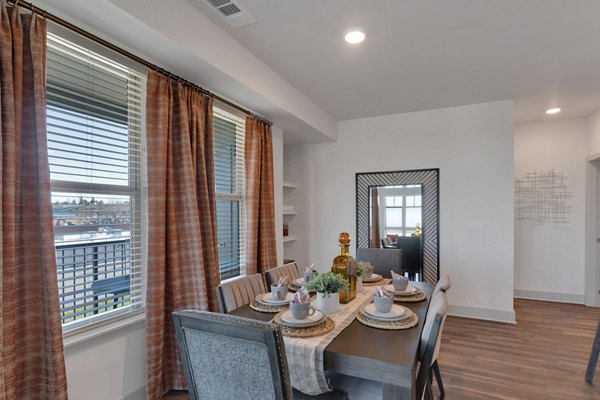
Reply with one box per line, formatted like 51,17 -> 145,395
230,280 -> 434,400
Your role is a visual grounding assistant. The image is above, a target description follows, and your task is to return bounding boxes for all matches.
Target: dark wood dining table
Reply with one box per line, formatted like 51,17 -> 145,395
230,281 -> 434,400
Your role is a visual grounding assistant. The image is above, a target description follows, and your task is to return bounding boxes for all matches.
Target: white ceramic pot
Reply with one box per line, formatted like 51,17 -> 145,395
356,276 -> 363,293
316,292 -> 340,315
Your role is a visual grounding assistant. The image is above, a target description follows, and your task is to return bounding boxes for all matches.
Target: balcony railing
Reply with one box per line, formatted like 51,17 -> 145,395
56,238 -> 131,324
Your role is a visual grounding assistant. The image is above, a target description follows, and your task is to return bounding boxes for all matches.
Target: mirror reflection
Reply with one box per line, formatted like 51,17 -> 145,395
369,184 -> 422,248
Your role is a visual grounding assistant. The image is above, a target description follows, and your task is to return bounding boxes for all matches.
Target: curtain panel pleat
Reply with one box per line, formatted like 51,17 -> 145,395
145,72 -> 221,399
244,117 -> 277,275
0,3 -> 68,399
370,187 -> 380,248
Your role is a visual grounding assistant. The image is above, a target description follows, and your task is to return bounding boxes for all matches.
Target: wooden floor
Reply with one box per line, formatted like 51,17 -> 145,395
165,299 -> 600,400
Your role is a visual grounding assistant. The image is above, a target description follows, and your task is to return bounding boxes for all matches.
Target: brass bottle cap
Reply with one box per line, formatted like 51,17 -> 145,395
338,232 -> 351,245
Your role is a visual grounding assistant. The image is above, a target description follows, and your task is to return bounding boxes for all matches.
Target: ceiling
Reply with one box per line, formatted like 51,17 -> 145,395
188,0 -> 600,124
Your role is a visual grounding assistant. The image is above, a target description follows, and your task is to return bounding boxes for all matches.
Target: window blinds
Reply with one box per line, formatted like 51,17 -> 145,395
47,33 -> 146,330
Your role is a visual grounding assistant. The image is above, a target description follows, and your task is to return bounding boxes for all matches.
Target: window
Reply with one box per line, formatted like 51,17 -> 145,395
213,107 -> 245,279
46,33 -> 146,330
380,185 -> 422,237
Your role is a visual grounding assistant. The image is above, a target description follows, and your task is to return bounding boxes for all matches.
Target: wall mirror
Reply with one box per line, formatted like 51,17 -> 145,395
356,169 -> 439,283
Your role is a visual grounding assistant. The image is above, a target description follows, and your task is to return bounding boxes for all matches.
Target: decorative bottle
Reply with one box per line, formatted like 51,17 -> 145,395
331,232 -> 356,303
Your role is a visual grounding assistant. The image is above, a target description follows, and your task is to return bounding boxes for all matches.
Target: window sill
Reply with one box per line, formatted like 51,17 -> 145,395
63,310 -> 145,349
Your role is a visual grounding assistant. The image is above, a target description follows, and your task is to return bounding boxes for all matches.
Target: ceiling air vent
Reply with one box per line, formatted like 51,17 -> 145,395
203,0 -> 256,28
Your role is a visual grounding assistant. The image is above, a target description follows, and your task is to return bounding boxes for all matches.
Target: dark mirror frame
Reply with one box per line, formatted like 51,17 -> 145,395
356,168 -> 440,283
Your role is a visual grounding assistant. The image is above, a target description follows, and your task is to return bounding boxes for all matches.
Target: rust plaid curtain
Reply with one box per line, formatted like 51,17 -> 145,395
244,117 -> 277,275
0,3 -> 68,399
145,72 -> 221,398
370,187 -> 381,248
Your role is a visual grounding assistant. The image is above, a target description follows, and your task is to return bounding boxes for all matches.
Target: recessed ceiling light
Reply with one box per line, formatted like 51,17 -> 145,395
545,107 -> 561,115
345,30 -> 365,44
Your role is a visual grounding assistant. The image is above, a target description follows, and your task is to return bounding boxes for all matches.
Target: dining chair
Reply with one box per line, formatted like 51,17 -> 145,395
216,273 -> 266,313
265,262 -> 301,287
432,274 -> 451,298
172,310 -> 348,400
355,248 -> 402,278
422,291 -> 449,399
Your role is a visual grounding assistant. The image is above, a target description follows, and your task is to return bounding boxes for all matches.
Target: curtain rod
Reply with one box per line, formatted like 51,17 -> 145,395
6,0 -> 273,126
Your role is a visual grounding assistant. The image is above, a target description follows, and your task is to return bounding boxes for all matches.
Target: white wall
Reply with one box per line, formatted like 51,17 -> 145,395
588,109 -> 600,156
305,100 -> 516,323
514,119 -> 588,303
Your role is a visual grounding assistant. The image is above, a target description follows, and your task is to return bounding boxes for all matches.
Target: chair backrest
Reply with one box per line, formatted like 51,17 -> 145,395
216,273 -> 266,313
265,262 -> 300,288
173,310 -> 294,400
421,291 -> 449,365
415,313 -> 444,400
356,248 -> 402,278
394,236 -> 423,274
432,275 -> 451,298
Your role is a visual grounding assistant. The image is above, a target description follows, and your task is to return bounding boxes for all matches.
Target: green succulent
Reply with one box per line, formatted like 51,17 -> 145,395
306,272 -> 349,296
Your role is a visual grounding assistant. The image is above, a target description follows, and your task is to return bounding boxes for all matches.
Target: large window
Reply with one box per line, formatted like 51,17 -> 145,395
46,33 -> 146,330
214,108 -> 245,279
380,185 -> 422,237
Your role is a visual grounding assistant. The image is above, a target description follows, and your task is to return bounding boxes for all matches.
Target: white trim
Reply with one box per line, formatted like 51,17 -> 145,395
63,310 -> 145,348
514,289 -> 585,304
448,304 -> 516,324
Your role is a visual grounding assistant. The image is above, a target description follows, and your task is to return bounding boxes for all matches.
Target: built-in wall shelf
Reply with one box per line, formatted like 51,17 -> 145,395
283,210 -> 297,216
283,236 -> 297,243
283,181 -> 298,189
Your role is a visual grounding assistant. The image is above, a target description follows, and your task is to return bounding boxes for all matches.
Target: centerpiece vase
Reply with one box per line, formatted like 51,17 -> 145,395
331,232 -> 356,303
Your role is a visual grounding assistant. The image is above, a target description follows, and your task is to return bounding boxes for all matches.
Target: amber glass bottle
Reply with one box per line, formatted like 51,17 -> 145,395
331,232 -> 357,303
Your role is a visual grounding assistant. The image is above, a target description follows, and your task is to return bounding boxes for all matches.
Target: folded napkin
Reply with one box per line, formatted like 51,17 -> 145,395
305,263 -> 317,273
374,287 -> 390,298
391,270 -> 407,280
291,288 -> 310,304
276,276 -> 289,287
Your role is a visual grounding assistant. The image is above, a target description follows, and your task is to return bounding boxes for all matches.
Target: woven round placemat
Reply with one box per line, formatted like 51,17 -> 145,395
362,278 -> 391,287
391,290 -> 427,303
356,310 -> 419,330
249,299 -> 289,313
273,314 -> 336,338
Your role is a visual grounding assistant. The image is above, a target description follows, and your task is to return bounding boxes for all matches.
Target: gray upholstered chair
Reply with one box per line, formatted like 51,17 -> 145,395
432,274 -> 451,298
355,248 -> 402,278
422,291 -> 449,399
216,273 -> 266,313
172,310 -> 347,400
265,262 -> 301,287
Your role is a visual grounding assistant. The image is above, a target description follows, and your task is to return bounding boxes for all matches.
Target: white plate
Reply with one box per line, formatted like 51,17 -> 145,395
293,277 -> 309,287
361,273 -> 383,283
256,292 -> 293,305
383,284 -> 420,296
280,310 -> 325,327
363,303 -> 409,321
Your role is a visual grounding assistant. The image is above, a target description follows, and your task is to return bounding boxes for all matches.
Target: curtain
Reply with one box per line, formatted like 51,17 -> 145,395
370,187 -> 381,248
0,3 -> 68,399
245,117 -> 277,275
145,72 -> 221,398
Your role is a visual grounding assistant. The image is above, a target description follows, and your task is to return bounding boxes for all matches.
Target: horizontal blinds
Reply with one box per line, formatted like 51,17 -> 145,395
214,108 -> 245,278
47,33 -> 146,331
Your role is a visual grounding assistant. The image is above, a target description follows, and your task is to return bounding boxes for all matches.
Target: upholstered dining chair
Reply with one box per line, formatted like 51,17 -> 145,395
356,248 -> 402,278
172,310 -> 348,400
265,262 -> 301,288
422,291 -> 449,399
216,273 -> 266,313
432,274 -> 451,298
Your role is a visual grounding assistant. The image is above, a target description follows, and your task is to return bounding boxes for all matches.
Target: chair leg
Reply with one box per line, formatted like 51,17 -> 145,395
432,359 -> 445,398
423,380 -> 434,400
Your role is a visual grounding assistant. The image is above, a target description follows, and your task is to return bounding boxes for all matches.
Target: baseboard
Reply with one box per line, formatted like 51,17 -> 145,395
514,289 -> 585,304
448,304 -> 516,324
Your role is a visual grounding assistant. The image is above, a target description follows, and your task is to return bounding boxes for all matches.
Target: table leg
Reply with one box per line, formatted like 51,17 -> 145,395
383,383 -> 413,400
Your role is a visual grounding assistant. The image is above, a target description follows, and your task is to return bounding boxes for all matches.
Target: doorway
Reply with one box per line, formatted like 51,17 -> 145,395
585,155 -> 600,306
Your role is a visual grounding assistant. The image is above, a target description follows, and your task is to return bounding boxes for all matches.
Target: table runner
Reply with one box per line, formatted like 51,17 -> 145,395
284,286 -> 376,395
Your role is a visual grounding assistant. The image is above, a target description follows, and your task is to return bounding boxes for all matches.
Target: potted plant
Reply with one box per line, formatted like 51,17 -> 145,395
306,272 -> 348,314
355,261 -> 370,293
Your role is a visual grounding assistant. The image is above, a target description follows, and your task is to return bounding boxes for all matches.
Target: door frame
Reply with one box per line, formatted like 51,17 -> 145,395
585,153 -> 600,307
